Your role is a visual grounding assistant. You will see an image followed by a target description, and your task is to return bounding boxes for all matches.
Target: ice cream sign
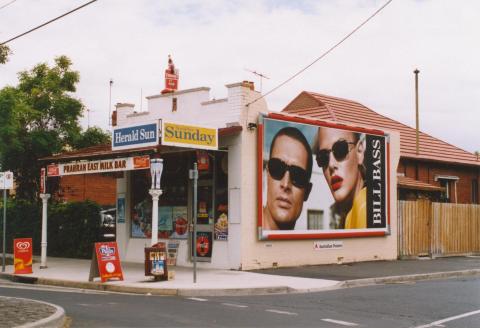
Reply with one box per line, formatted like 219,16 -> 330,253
112,121 -> 159,151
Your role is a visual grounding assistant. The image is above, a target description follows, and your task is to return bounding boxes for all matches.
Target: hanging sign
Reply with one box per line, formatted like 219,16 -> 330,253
162,121 -> 218,150
194,231 -> 213,260
89,242 -> 124,283
47,155 -> 150,177
0,171 -> 14,190
112,121 -> 159,151
13,238 -> 33,274
40,168 -> 46,194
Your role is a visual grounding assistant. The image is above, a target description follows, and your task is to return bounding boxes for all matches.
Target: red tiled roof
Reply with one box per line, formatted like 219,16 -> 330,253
283,91 -> 480,167
397,176 -> 445,192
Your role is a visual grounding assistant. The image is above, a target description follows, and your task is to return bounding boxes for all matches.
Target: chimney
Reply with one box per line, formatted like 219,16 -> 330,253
242,81 -> 255,91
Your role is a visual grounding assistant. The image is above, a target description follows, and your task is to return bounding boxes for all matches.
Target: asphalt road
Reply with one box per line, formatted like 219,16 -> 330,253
0,277 -> 479,327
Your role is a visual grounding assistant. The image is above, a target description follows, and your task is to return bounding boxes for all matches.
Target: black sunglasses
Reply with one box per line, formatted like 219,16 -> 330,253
267,158 -> 309,188
316,139 -> 356,168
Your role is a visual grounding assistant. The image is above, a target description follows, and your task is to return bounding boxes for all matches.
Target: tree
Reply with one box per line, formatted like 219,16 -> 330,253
71,126 -> 111,149
0,56 -> 108,200
0,44 -> 11,64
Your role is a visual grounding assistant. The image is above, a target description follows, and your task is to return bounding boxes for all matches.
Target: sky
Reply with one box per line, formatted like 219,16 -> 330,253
1,0 -> 479,153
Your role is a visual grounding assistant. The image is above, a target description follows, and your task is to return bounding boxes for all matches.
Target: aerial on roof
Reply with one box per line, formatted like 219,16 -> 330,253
282,91 -> 479,167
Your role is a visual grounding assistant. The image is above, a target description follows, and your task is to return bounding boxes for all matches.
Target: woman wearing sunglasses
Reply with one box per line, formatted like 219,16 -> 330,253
263,127 -> 313,230
314,127 -> 366,229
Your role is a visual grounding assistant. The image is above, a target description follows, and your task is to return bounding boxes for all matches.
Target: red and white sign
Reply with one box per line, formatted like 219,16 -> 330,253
0,171 -> 14,190
47,155 -> 150,177
14,238 -> 33,274
94,242 -> 124,282
165,72 -> 179,91
40,168 -> 46,194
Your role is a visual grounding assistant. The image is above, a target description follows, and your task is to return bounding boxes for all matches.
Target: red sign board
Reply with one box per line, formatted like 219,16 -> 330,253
47,164 -> 60,177
14,238 -> 33,274
40,168 -> 46,194
93,242 -> 124,282
165,72 -> 178,91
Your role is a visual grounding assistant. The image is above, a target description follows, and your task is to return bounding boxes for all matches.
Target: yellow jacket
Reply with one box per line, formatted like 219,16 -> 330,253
345,187 -> 367,229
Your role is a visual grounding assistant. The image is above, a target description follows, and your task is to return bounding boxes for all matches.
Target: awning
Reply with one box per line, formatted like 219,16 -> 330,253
397,176 -> 445,192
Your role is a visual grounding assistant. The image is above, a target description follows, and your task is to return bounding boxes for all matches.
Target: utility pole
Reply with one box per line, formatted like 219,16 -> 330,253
108,79 -> 113,128
414,69 -> 420,155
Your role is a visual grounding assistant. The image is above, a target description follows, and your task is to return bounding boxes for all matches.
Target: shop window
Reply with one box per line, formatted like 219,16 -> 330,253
307,210 -> 324,230
472,179 -> 479,204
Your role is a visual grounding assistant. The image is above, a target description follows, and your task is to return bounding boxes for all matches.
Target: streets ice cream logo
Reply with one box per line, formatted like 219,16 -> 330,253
16,241 -> 31,251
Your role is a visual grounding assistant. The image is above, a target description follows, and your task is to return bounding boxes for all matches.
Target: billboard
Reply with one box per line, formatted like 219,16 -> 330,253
258,113 -> 390,240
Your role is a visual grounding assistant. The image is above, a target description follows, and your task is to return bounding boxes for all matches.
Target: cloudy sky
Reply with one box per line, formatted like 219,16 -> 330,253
1,0 -> 478,153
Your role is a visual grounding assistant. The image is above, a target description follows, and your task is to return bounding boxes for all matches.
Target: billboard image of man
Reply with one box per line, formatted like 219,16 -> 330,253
263,127 -> 313,230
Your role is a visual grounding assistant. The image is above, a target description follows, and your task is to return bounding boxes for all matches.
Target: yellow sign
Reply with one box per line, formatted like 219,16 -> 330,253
162,122 -> 218,150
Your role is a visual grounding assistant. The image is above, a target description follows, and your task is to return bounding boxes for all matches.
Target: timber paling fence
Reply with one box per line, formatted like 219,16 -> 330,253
398,200 -> 480,258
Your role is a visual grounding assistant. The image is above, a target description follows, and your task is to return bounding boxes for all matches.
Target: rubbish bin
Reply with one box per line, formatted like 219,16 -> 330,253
144,242 -> 168,281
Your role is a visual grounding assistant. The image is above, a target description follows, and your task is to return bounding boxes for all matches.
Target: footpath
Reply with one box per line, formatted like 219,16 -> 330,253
0,256 -> 479,327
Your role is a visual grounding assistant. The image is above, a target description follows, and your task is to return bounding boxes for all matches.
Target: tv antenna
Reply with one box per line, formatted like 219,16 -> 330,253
245,69 -> 270,93
85,108 -> 98,128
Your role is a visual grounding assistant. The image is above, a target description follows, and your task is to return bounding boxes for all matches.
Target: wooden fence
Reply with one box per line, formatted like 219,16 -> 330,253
398,200 -> 480,258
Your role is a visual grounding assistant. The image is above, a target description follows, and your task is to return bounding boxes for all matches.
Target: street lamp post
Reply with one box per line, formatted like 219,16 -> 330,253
149,158 -> 163,246
40,193 -> 50,268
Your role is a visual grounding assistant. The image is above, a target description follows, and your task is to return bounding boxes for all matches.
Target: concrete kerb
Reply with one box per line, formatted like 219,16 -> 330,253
341,269 -> 480,288
2,269 -> 480,297
11,297 -> 65,328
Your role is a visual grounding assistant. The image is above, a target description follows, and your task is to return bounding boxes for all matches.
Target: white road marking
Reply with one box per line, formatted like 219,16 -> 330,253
413,309 -> 480,328
222,303 -> 248,308
321,318 -> 358,326
265,309 -> 298,316
187,297 -> 208,302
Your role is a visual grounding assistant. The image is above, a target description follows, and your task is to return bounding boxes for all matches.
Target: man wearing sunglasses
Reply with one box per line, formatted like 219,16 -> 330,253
314,127 -> 366,229
263,127 -> 313,230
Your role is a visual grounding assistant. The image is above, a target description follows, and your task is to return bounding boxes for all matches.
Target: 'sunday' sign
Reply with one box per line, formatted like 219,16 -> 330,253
47,155 -> 150,177
112,122 -> 159,151
161,121 -> 218,150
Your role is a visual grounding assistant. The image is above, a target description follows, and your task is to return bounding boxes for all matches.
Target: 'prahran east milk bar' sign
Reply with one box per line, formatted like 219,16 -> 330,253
161,121 -> 218,150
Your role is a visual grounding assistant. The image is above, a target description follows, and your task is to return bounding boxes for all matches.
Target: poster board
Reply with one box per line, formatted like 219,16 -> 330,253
89,242 -> 124,282
258,113 -> 391,240
13,238 -> 33,274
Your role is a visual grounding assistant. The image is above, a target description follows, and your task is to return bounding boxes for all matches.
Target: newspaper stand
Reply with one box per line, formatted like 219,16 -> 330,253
145,242 -> 168,281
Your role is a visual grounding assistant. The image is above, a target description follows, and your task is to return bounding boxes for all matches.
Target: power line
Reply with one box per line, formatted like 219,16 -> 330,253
246,0 -> 394,107
0,0 -> 98,45
0,0 -> 17,11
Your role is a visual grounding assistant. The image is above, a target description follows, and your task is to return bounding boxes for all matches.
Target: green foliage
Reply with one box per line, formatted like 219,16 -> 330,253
0,44 -> 11,64
0,56 -> 109,200
47,200 -> 102,259
1,199 -> 102,259
71,126 -> 111,149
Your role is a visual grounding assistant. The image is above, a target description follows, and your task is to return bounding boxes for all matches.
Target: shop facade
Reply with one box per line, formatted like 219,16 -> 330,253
42,81 -> 400,270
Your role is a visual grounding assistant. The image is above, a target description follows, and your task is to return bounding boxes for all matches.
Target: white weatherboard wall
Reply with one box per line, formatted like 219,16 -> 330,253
240,128 -> 401,270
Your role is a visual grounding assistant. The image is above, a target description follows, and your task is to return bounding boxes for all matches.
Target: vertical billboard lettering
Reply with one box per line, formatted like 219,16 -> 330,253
258,115 -> 390,240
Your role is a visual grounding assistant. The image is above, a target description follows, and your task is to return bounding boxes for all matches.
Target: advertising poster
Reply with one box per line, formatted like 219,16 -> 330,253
171,206 -> 188,239
13,238 -> 33,274
258,114 -> 390,240
92,242 -> 124,282
117,195 -> 125,223
158,206 -> 173,231
194,231 -> 213,259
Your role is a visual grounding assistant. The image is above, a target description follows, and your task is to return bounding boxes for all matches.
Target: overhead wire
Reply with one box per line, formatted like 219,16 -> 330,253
0,0 -> 17,11
1,0 -> 98,45
246,0 -> 394,107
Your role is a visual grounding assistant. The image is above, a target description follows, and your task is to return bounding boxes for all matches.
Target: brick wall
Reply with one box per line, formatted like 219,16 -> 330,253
398,158 -> 480,204
58,173 -> 116,206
